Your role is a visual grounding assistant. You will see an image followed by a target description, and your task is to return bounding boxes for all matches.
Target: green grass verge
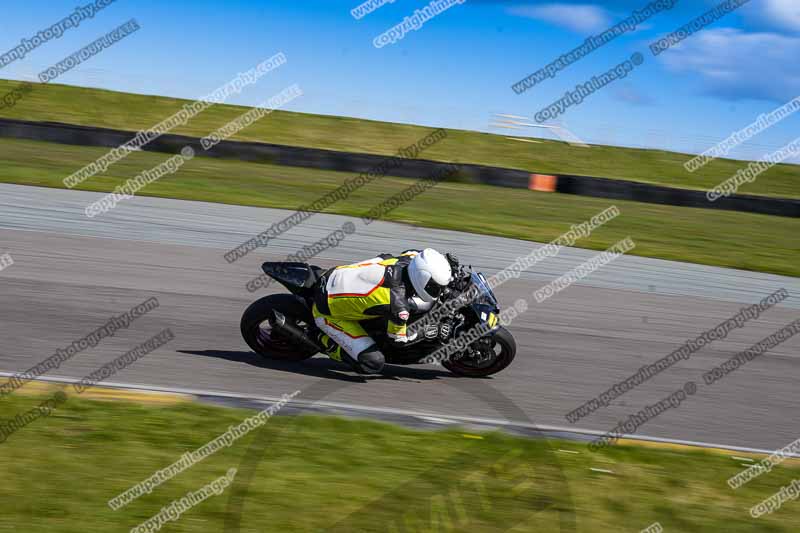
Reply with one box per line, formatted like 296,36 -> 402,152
2,136 -> 798,278
1,79 -> 799,198
1,386 -> 798,532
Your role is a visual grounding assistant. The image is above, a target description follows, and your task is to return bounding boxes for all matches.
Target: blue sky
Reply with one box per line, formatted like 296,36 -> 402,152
1,0 -> 799,161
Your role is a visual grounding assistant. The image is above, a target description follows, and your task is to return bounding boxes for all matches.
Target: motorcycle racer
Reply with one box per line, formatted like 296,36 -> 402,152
312,248 -> 452,374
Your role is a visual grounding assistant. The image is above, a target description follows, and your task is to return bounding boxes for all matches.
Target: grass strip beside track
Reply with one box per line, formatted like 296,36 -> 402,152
0,385 -> 798,531
1,79 -> 799,199
2,137 -> 799,278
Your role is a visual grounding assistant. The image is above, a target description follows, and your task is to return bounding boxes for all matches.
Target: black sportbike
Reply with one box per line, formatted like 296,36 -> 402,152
240,257 -> 516,377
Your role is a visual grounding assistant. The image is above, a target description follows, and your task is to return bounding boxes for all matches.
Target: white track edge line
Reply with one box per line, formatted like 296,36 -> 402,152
3,371 -> 797,458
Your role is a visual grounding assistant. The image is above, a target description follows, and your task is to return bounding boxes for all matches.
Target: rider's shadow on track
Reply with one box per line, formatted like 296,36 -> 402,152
178,350 -> 454,383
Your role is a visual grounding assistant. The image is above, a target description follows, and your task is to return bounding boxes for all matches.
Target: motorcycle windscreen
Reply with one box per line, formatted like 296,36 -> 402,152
471,272 -> 498,306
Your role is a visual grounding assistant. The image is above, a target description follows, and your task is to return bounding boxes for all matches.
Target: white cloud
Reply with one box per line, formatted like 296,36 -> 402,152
660,28 -> 800,103
506,3 -> 612,33
746,0 -> 800,33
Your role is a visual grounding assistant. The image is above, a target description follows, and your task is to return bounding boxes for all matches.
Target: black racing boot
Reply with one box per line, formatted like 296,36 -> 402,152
316,332 -> 344,362
316,333 -> 384,374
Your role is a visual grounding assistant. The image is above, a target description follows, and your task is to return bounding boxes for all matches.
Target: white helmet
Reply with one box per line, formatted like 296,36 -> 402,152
408,248 -> 452,303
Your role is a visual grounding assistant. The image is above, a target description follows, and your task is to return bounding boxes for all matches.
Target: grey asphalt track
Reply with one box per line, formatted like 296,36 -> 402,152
1,183 -> 798,451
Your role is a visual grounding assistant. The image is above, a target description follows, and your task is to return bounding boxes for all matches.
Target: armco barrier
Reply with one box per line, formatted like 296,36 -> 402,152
555,174 -> 800,218
0,118 -> 797,218
0,117 -> 530,186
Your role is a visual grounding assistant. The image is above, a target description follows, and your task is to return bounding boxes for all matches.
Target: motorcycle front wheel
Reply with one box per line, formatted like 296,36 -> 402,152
442,326 -> 516,377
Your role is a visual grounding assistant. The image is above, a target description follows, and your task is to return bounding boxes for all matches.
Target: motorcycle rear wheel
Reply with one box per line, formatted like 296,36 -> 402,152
442,326 -> 516,377
240,294 -> 318,361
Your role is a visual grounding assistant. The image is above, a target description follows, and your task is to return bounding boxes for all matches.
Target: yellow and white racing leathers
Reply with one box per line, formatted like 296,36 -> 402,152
312,251 -> 421,366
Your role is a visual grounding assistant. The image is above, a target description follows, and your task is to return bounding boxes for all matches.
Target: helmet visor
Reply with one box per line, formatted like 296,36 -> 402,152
424,278 -> 444,299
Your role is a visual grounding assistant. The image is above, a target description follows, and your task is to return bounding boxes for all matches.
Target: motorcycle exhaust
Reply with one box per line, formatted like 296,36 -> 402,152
270,310 -> 324,353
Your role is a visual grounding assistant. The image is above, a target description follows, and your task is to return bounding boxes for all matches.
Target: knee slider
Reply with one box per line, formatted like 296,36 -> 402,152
357,345 -> 385,374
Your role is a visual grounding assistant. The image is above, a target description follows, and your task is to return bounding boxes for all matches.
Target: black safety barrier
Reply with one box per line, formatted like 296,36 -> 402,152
556,175 -> 800,218
0,117 -> 797,218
